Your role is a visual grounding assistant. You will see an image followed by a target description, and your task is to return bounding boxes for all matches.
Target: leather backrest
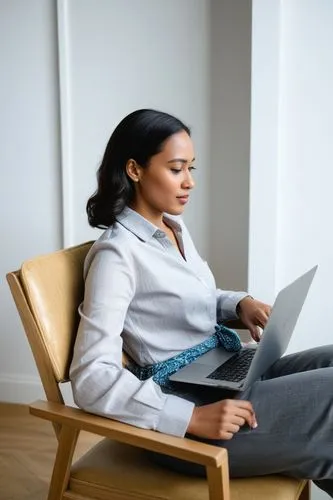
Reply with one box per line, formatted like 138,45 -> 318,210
20,242 -> 94,382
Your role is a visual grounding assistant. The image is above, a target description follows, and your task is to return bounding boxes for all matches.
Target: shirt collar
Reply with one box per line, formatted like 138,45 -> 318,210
116,206 -> 182,242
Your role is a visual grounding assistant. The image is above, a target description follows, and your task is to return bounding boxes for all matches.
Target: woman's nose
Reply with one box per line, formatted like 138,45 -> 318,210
182,171 -> 195,189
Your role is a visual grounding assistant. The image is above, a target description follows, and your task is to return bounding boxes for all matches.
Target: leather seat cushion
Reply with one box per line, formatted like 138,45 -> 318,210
70,438 -> 306,500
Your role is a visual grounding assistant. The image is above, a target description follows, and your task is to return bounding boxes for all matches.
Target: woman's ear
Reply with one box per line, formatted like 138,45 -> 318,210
126,159 -> 141,183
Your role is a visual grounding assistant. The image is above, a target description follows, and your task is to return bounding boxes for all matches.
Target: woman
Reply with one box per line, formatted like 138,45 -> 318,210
70,109 -> 333,497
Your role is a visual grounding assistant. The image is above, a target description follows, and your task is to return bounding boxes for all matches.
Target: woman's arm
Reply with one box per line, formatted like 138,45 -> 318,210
70,243 -> 195,437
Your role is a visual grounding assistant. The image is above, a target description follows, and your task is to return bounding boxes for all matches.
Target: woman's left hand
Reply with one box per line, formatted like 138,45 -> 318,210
237,296 -> 272,342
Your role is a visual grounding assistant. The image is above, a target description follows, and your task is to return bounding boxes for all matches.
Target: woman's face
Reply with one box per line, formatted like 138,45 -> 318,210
130,130 -> 195,220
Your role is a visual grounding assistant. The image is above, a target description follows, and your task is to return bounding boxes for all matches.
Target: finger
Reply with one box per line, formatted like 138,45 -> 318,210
242,412 -> 257,429
232,401 -> 257,427
224,423 -> 241,435
230,415 -> 246,427
262,311 -> 270,322
255,318 -> 266,330
243,319 -> 259,339
257,307 -> 271,323
221,431 -> 235,441
265,305 -> 272,315
250,326 -> 261,341
256,310 -> 269,326
236,408 -> 258,428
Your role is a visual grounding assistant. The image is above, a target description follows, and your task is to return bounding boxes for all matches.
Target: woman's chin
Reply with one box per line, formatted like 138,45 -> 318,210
166,206 -> 186,216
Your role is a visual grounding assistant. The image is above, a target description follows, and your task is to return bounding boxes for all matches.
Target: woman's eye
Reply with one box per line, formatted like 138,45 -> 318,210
170,166 -> 196,174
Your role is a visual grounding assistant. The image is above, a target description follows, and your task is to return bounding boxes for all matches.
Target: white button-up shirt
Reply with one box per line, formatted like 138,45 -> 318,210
70,207 -> 248,437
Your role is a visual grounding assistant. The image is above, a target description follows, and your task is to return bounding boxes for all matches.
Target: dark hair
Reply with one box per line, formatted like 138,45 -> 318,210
87,109 -> 191,228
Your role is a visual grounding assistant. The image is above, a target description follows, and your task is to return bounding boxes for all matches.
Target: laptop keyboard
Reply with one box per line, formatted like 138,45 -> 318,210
207,349 -> 256,382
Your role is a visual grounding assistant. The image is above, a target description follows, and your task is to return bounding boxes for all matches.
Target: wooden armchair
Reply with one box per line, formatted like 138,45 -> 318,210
6,242 -> 310,500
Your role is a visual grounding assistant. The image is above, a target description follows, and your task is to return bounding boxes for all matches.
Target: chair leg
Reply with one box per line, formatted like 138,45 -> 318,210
299,481 -> 311,500
47,425 -> 80,500
206,463 -> 230,500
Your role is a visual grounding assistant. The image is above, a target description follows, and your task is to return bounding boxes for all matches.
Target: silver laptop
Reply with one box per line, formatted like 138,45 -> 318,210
169,266 -> 318,391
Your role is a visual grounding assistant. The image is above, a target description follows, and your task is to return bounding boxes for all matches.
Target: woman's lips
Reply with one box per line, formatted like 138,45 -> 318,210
177,195 -> 189,204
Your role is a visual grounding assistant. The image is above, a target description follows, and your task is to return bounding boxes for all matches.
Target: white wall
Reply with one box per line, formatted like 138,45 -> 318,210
277,0 -> 333,355
250,0 -> 333,352
209,0 -> 251,292
248,0 -> 281,303
251,1 -> 333,498
60,0 -> 210,256
0,0 -> 62,401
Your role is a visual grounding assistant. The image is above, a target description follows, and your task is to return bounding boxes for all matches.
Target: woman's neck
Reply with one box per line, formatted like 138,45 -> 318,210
129,202 -> 165,230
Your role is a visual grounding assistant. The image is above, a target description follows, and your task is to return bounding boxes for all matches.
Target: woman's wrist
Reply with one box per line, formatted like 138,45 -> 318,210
236,295 -> 253,317
187,406 -> 199,434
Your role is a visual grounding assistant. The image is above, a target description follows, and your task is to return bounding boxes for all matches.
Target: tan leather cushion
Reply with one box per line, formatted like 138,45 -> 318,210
20,242 -> 93,382
70,438 -> 306,500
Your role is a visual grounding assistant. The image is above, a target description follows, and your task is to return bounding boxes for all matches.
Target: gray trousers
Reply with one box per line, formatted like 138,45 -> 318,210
150,346 -> 333,498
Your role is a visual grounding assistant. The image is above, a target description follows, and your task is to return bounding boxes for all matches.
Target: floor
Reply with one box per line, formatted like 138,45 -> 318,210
0,402 -> 100,500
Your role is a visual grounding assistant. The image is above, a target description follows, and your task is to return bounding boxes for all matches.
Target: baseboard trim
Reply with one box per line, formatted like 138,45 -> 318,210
0,373 -> 44,403
0,373 -> 76,406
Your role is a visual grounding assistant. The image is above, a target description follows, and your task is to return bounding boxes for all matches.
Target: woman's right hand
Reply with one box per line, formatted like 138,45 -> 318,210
187,399 -> 257,440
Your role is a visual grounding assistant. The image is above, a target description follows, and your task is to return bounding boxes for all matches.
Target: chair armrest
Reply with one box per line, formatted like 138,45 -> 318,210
30,400 -> 227,469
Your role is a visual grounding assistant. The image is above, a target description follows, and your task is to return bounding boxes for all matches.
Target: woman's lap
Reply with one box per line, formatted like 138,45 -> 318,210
151,345 -> 333,496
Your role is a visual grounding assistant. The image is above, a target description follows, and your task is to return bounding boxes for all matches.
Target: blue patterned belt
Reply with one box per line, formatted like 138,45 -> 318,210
126,324 -> 241,388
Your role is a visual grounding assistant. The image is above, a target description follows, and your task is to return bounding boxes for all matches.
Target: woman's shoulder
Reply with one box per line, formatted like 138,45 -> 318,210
92,222 -> 133,247
83,222 -> 136,275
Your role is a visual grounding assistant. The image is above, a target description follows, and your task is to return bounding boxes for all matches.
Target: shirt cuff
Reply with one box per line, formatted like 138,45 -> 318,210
156,394 -> 195,437
218,291 -> 250,321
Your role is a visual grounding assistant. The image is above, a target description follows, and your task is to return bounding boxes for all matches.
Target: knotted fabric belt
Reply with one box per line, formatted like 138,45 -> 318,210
126,324 -> 241,388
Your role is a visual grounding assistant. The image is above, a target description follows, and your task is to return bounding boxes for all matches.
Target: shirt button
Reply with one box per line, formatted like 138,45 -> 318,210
155,230 -> 165,238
